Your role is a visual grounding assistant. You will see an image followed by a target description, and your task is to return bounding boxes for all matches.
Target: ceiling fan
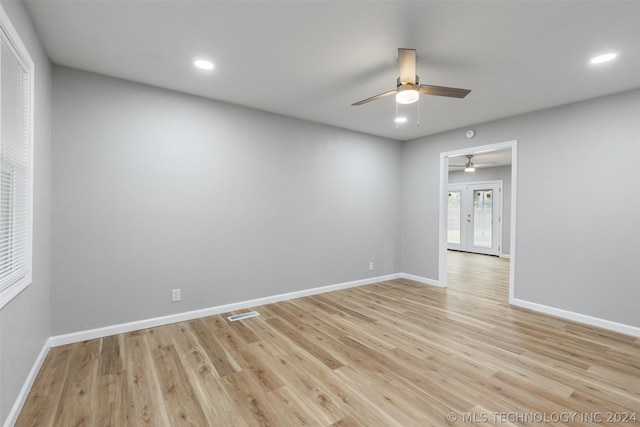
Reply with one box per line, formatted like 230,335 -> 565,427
352,48 -> 471,106
449,155 -> 497,172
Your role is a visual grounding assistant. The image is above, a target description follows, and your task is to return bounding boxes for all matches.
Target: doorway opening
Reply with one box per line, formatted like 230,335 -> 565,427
439,140 -> 517,304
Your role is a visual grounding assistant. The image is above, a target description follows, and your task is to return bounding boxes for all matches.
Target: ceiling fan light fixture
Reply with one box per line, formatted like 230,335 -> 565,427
464,156 -> 475,172
396,88 -> 419,104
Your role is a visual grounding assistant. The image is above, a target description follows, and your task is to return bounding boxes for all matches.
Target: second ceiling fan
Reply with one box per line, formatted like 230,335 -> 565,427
449,155 -> 497,172
352,48 -> 471,106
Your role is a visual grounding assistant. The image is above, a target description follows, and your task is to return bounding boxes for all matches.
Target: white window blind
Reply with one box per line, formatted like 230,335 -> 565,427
0,7 -> 33,309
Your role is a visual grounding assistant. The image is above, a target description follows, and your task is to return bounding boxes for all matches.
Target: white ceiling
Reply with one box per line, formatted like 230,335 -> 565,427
24,1 -> 640,141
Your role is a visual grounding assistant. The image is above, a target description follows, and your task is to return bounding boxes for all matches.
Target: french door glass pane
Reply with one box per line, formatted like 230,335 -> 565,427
447,191 -> 461,244
473,190 -> 493,248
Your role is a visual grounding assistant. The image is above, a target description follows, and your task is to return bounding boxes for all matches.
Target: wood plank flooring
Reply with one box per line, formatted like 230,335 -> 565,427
16,252 -> 640,426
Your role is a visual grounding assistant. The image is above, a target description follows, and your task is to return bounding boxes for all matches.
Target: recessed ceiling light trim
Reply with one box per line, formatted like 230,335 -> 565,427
590,53 -> 617,64
194,59 -> 214,70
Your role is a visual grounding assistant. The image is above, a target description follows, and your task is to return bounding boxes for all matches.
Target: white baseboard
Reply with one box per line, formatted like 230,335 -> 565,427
49,273 -> 402,347
399,273 -> 444,288
9,277 -> 639,427
3,338 -> 51,427
513,298 -> 640,338
499,253 -> 511,259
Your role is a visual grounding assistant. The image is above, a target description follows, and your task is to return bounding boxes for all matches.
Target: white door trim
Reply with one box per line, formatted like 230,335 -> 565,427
439,140 -> 518,305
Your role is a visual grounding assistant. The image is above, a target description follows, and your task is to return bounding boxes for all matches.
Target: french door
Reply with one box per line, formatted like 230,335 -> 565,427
447,181 -> 502,256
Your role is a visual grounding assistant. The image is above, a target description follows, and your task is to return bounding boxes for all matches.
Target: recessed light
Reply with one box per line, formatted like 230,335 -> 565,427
590,53 -> 617,64
394,117 -> 408,123
194,59 -> 214,70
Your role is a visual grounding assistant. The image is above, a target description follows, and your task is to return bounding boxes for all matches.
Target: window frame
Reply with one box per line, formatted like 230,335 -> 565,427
0,4 -> 35,309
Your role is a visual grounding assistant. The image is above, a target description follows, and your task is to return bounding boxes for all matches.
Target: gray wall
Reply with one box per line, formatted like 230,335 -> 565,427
51,67 -> 402,335
402,89 -> 640,327
0,2 -> 52,424
1,8 -> 637,420
449,165 -> 512,255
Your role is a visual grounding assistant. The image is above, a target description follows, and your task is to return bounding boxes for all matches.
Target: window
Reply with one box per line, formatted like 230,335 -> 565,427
0,6 -> 34,309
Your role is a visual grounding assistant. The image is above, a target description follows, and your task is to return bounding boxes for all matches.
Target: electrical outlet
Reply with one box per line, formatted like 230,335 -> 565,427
369,262 -> 374,271
171,288 -> 181,302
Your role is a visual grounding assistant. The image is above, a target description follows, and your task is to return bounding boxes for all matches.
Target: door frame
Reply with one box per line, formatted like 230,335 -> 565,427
447,180 -> 502,256
439,140 -> 518,304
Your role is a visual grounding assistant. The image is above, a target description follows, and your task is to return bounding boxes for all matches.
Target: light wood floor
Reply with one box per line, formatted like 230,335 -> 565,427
17,252 -> 639,426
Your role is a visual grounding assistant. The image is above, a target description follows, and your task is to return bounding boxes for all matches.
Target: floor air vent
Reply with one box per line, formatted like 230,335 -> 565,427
227,311 -> 260,321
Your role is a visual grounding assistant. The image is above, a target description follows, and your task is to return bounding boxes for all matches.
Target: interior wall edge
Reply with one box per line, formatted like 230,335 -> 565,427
50,65 -> 403,335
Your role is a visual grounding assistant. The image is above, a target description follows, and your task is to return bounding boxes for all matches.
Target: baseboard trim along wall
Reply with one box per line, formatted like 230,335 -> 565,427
8,275 -> 640,426
399,273 -> 444,288
513,298 -> 640,338
47,278 -> 640,348
3,339 -> 52,427
49,273 -> 402,347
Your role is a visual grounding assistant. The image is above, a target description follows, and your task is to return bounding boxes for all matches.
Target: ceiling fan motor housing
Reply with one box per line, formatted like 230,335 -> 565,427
397,76 -> 419,88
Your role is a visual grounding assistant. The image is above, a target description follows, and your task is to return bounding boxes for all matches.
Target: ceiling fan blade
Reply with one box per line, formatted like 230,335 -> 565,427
418,84 -> 471,98
352,90 -> 397,106
449,162 -> 498,169
398,48 -> 416,84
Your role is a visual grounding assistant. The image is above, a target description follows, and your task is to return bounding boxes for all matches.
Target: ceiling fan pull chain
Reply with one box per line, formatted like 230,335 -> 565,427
417,99 -> 421,126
